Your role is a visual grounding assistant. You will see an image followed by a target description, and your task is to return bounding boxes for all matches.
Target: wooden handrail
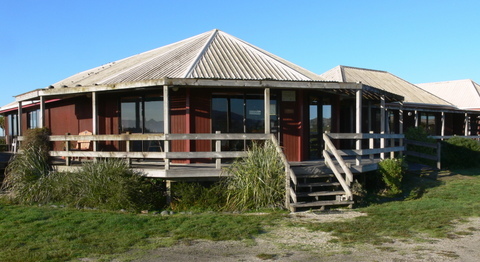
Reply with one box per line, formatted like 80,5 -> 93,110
323,133 -> 354,187
269,134 -> 295,209
322,132 -> 406,201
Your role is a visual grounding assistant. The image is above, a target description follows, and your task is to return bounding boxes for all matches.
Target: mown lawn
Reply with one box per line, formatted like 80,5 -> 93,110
0,203 -> 285,262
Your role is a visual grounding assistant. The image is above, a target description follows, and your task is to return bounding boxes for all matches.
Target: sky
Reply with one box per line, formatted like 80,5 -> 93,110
1,0 -> 479,111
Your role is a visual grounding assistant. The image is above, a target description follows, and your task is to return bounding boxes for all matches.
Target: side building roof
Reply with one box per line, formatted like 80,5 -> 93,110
417,79 -> 480,110
320,65 -> 454,108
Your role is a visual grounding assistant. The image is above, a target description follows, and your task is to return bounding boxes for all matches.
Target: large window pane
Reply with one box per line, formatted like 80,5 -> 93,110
144,99 -> 163,133
230,97 -> 244,133
245,96 -> 264,133
121,97 -> 142,133
212,97 -> 228,133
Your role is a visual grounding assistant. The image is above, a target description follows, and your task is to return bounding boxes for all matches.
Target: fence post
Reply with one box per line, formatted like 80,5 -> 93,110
215,131 -> 221,169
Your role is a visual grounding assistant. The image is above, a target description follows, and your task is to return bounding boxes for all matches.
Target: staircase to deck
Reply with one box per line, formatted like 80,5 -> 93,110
287,161 -> 354,211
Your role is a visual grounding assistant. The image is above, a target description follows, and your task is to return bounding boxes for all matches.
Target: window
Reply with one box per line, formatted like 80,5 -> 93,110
212,92 -> 278,151
212,93 -> 278,134
420,112 -> 436,135
120,95 -> 163,134
27,110 -> 39,129
8,114 -> 18,136
120,95 -> 163,152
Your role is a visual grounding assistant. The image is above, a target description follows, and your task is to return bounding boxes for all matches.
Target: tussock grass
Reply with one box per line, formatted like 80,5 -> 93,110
169,140 -> 286,212
1,128 -> 164,211
1,128 -> 52,203
224,140 -> 285,211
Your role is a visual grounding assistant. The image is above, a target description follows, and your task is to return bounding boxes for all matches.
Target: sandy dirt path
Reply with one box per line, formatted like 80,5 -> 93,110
131,212 -> 480,262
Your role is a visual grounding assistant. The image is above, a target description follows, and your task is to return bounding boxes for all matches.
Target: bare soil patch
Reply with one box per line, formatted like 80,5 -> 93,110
131,211 -> 480,261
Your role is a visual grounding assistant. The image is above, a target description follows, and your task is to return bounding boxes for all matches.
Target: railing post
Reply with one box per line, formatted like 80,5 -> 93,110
65,133 -> 70,166
125,132 -> 131,166
164,135 -> 170,170
390,136 -> 395,159
215,131 -> 221,169
437,142 -> 442,170
355,90 -> 362,166
380,95 -> 386,160
369,131 -> 374,161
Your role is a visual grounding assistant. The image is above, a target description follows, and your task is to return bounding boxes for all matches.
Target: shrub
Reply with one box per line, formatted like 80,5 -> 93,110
223,140 -> 285,211
170,181 -> 226,211
68,159 -> 164,211
378,158 -> 407,195
441,136 -> 480,168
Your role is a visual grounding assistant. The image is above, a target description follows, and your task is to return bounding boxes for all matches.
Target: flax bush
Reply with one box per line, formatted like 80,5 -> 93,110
378,157 -> 407,195
224,140 -> 285,211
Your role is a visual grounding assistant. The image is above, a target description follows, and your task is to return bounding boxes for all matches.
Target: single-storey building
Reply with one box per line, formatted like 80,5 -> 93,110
1,29 -> 476,210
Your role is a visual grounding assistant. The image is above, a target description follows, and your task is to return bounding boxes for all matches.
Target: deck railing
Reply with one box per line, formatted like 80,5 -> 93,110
323,132 -> 405,200
31,133 -> 273,169
404,139 -> 441,169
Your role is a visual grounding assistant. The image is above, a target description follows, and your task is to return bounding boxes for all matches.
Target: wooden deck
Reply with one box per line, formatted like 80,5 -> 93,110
12,132 -> 407,211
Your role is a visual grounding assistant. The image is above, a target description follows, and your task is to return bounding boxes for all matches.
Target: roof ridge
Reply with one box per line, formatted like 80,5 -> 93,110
96,33 -> 210,85
340,65 -> 346,81
417,79 -> 473,85
340,65 -> 388,74
183,29 -> 219,77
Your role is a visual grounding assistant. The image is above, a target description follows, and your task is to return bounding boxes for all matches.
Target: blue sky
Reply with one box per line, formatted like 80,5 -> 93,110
1,0 -> 479,111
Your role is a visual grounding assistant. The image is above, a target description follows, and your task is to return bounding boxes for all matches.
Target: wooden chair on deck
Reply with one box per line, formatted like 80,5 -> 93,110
75,130 -> 92,161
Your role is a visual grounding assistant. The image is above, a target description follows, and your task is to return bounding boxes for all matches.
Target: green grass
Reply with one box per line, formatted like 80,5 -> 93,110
306,168 -> 480,244
2,168 -> 480,261
0,201 -> 285,262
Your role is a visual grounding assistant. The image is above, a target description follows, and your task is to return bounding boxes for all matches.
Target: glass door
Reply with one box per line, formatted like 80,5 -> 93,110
309,95 -> 332,159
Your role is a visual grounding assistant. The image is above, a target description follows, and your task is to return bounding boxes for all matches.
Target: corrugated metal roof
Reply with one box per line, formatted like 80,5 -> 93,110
321,65 -> 452,106
417,79 -> 480,110
50,29 -> 323,89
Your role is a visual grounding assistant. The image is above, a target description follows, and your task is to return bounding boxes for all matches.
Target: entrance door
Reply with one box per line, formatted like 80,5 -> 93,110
309,95 -> 332,159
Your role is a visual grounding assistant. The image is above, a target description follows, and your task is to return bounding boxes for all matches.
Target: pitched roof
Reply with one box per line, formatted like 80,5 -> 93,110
50,29 -> 324,89
417,79 -> 480,110
320,65 -> 453,106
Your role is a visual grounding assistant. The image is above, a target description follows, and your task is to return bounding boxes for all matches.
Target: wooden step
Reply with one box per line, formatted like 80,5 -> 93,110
295,190 -> 346,198
290,200 -> 354,208
296,182 -> 340,188
294,173 -> 334,179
